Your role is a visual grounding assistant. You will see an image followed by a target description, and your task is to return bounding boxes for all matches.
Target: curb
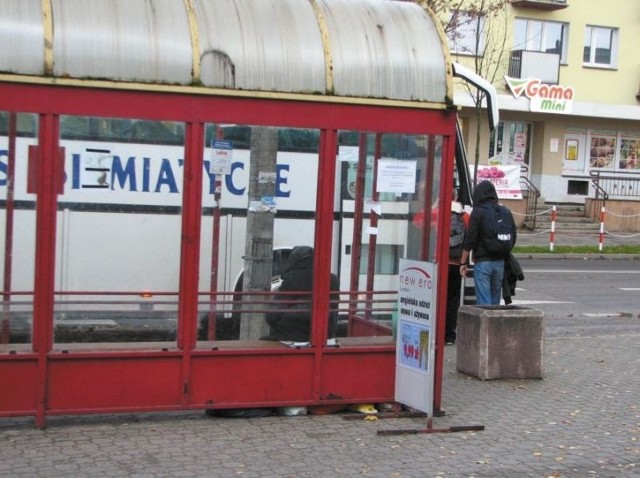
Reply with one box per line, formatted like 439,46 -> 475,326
513,253 -> 640,260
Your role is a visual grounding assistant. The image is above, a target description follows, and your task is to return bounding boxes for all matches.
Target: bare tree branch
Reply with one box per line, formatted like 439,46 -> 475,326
416,0 -> 510,184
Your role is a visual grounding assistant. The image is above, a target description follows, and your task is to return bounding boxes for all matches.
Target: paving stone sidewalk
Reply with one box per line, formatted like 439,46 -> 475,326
1,333 -> 638,477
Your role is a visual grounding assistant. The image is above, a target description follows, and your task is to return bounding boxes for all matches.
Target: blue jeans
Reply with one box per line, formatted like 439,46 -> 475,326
474,260 -> 504,305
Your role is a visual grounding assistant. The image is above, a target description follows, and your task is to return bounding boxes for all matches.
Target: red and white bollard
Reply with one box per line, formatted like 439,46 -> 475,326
599,206 -> 606,251
549,205 -> 557,252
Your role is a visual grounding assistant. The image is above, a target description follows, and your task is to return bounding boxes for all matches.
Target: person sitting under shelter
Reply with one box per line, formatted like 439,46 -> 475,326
265,246 -> 340,342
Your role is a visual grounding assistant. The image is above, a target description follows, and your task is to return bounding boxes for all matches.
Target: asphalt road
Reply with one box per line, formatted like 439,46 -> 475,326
511,257 -> 640,338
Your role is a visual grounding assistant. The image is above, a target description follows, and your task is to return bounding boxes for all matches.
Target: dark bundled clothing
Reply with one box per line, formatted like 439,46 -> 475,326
502,253 -> 525,305
446,263 -> 462,343
266,246 -> 339,341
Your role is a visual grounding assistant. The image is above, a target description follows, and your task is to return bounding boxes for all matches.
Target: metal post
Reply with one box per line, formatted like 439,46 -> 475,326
347,133 -> 367,334
599,206 -> 606,252
550,205 -> 556,252
1,113 -> 17,344
208,126 -> 224,340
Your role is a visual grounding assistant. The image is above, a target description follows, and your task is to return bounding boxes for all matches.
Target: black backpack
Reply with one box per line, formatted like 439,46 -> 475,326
480,203 -> 515,258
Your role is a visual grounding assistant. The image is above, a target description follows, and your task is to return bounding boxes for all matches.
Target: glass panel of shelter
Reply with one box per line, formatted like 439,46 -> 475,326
197,125 -> 320,346
0,112 -> 38,350
31,117 -> 444,350
195,127 -> 442,347
334,131 -> 440,342
52,115 -> 185,349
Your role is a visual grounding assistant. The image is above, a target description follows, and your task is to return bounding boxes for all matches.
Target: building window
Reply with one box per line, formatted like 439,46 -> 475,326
448,11 -> 486,56
514,18 -> 568,64
583,26 -> 618,68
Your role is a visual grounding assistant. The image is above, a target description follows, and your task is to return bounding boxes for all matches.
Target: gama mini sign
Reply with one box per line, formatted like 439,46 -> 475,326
505,76 -> 575,114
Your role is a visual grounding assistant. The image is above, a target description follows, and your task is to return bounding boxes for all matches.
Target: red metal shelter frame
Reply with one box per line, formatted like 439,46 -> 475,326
0,80 -> 456,427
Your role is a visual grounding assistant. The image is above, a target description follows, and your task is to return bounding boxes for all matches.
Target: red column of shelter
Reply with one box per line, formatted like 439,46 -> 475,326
178,122 -> 205,408
34,114 -> 60,428
311,128 -> 338,399
433,133 -> 455,414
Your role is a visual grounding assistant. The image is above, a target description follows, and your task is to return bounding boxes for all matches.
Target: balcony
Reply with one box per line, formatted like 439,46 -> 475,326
509,50 -> 560,84
511,0 -> 568,11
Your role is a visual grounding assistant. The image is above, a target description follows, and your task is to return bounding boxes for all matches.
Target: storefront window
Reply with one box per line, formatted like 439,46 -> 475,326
619,136 -> 640,171
564,130 -> 640,176
489,121 -> 531,166
488,122 -> 503,157
588,133 -> 616,169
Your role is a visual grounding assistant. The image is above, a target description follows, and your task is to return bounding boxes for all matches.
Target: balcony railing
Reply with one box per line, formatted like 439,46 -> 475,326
509,50 -> 560,84
511,0 -> 568,11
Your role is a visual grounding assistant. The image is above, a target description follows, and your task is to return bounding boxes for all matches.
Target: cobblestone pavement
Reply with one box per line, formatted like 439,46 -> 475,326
1,333 -> 638,477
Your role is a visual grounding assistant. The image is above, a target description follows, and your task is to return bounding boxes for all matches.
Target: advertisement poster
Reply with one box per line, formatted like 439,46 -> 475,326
565,139 -> 578,161
513,133 -> 527,163
395,259 -> 436,415
469,165 -> 522,199
399,321 -> 430,371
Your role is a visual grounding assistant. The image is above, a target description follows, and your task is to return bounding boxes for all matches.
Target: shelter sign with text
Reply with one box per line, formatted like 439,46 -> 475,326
395,259 -> 436,415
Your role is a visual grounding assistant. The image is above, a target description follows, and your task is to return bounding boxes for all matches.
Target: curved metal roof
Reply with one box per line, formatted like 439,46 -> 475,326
0,0 -> 452,104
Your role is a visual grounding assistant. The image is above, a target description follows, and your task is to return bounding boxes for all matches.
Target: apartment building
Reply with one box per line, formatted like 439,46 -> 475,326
450,0 -> 640,205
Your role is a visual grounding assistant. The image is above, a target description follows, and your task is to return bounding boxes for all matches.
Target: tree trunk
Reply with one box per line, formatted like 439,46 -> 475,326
239,127 -> 277,340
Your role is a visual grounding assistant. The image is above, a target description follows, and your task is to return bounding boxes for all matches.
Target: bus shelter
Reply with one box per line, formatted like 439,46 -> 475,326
0,0 -> 460,427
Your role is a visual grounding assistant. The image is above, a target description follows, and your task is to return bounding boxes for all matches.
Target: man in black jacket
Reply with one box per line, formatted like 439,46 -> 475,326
459,181 -> 517,305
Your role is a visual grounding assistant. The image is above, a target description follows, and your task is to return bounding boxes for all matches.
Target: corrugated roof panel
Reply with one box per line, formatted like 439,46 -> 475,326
0,0 -> 45,75
318,0 -> 447,102
0,0 -> 450,104
51,0 -> 193,84
194,0 -> 327,93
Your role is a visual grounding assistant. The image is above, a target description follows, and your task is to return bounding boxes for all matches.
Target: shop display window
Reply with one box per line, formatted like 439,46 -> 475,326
619,137 -> 640,171
588,133 -> 616,170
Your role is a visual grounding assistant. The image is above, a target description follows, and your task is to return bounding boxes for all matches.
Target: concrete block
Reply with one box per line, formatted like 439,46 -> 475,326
456,305 -> 545,380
